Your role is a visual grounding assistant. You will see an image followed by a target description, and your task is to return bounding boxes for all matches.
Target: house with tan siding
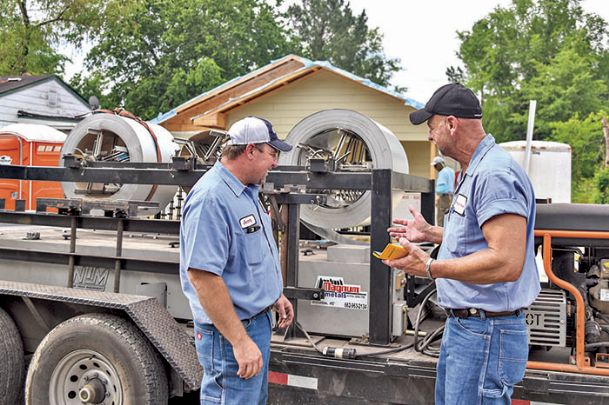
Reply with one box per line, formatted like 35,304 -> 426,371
152,55 -> 436,178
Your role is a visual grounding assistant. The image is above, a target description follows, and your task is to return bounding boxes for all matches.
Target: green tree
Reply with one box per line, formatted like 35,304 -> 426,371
516,35 -> 608,136
284,0 -> 401,88
74,0 -> 292,119
550,112 -> 607,201
0,0 -> 133,75
592,168 -> 609,204
451,0 -> 609,141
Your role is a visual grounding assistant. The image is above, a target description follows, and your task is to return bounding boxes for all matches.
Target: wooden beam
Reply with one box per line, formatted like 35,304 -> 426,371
192,112 -> 227,129
162,122 -> 209,133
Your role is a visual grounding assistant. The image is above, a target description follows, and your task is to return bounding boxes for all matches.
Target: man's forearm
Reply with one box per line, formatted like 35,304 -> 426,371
188,269 -> 247,346
431,248 -> 523,284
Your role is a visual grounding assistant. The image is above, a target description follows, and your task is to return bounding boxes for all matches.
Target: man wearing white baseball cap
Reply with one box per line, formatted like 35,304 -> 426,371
431,155 -> 455,227
180,116 -> 293,404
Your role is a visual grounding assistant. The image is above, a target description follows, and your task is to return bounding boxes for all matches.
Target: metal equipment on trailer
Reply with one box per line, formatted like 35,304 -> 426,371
0,110 -> 608,404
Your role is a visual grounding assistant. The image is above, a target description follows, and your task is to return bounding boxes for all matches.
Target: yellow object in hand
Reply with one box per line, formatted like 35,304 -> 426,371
373,243 -> 408,260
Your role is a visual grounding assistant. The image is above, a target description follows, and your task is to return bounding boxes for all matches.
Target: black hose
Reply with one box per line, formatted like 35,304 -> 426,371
294,321 -> 414,359
585,342 -> 609,350
413,287 -> 444,358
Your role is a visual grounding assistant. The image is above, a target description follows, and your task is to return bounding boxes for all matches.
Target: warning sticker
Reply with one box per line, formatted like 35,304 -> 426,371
311,276 -> 368,311
600,288 -> 609,302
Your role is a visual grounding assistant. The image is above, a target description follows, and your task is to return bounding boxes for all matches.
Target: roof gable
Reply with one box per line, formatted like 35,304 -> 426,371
0,75 -> 89,107
152,55 -> 422,127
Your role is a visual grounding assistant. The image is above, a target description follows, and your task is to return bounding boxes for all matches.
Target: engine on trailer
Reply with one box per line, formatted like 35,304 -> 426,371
529,203 -> 609,367
542,248 -> 609,357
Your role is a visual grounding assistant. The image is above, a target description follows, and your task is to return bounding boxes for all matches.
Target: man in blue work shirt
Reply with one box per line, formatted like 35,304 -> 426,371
387,83 -> 540,404
180,116 -> 294,404
431,155 -> 455,226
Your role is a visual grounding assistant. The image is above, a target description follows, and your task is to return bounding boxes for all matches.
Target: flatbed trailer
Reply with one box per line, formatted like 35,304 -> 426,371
0,163 -> 608,404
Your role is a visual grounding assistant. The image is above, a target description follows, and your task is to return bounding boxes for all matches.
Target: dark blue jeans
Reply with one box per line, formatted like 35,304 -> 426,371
436,312 -> 528,405
194,309 -> 272,405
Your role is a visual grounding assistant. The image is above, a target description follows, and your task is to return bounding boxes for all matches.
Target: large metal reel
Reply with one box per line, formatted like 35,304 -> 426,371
60,114 -> 179,216
278,109 -> 408,234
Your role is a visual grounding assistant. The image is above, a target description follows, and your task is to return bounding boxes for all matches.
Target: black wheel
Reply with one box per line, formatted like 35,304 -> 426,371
0,307 -> 24,405
25,313 -> 168,405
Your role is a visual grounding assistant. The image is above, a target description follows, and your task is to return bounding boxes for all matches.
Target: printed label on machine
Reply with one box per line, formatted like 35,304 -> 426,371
311,276 -> 368,310
601,288 -> 609,301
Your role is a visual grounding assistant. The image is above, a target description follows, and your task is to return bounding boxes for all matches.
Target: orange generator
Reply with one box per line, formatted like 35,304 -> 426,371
0,123 -> 66,210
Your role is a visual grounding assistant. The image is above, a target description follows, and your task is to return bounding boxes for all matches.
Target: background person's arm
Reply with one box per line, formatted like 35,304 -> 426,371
188,269 -> 262,379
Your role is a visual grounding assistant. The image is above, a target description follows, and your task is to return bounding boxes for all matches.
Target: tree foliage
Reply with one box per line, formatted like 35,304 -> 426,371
2,0 -> 402,120
284,0 -> 401,88
452,0 -> 609,142
549,112 -> 607,201
0,0 -> 133,76
452,0 -> 609,203
592,167 -> 609,204
73,0 -> 293,119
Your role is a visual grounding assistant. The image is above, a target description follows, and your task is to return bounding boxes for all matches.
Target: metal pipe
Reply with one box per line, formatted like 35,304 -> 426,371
524,100 -> 536,174
113,218 -> 124,292
67,216 -> 77,287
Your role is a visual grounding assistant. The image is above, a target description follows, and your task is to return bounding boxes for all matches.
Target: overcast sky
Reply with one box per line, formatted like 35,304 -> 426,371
346,0 -> 609,103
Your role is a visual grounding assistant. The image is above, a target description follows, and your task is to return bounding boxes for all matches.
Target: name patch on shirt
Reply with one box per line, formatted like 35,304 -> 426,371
239,214 -> 257,229
453,194 -> 467,216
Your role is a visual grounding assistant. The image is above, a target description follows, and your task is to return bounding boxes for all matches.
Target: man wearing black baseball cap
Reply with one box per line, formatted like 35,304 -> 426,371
409,83 -> 483,125
386,83 -> 539,404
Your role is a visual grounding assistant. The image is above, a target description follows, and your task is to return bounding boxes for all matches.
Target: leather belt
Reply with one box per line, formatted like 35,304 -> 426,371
450,308 -> 521,318
251,305 -> 273,319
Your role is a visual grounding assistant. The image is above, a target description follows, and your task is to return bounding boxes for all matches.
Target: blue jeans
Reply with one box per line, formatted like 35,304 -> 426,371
435,311 -> 528,405
194,309 -> 272,405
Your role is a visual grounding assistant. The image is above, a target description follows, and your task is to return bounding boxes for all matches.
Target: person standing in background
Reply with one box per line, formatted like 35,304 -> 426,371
432,155 -> 455,226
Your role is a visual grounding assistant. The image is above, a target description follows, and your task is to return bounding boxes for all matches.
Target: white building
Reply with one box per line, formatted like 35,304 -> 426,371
0,75 -> 91,133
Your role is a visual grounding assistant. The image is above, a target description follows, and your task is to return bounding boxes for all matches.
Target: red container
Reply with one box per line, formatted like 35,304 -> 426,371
0,124 -> 66,210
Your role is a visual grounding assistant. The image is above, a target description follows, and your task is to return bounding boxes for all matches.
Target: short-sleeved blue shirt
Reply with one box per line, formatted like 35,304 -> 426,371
179,161 -> 283,324
436,134 -> 540,311
436,166 -> 455,195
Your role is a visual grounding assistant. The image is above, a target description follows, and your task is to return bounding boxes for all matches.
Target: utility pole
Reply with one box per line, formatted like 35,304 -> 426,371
602,117 -> 609,168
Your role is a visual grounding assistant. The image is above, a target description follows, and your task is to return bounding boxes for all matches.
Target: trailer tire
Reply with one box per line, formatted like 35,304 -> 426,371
25,313 -> 168,405
0,307 -> 24,405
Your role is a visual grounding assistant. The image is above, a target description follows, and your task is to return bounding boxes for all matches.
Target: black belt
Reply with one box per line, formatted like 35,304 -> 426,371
450,308 -> 521,318
247,305 -> 273,321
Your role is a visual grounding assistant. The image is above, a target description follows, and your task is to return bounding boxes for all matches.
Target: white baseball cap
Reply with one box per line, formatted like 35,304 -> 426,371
431,156 -> 445,166
227,116 -> 292,152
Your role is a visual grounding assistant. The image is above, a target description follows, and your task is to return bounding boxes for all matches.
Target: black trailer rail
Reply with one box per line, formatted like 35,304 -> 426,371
0,162 -> 435,346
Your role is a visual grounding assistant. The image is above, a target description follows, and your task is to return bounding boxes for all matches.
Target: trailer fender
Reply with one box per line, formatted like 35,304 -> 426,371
0,280 -> 202,392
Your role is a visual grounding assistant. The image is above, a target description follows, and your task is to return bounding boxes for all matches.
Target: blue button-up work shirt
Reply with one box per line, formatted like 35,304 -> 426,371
179,161 -> 283,324
436,135 -> 540,311
436,166 -> 455,195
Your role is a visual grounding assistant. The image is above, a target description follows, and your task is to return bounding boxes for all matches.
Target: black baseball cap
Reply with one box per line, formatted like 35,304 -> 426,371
409,83 -> 482,125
